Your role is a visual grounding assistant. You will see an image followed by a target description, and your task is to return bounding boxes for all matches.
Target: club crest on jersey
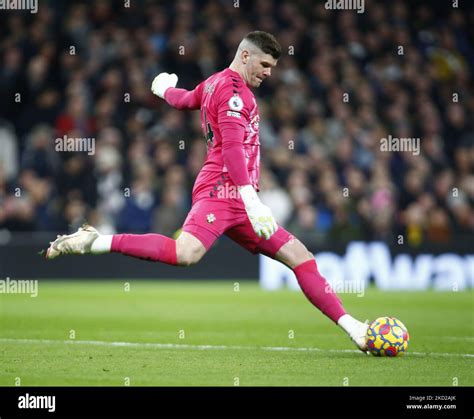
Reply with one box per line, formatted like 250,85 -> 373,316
206,213 -> 216,223
228,95 -> 243,111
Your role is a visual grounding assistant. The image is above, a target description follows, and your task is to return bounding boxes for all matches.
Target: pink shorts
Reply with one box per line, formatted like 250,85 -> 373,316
182,198 -> 293,257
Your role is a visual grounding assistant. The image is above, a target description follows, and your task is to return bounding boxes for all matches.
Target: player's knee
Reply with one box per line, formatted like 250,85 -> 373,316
277,238 -> 313,269
175,232 -> 207,267
295,242 -> 314,265
176,245 -> 203,267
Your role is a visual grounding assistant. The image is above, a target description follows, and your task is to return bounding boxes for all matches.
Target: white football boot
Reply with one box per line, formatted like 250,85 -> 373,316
45,224 -> 99,259
351,320 -> 370,353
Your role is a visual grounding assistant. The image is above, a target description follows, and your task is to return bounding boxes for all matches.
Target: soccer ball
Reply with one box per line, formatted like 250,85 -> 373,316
366,317 -> 409,357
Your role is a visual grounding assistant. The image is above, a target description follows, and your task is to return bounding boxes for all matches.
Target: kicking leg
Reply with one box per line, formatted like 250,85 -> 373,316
274,237 -> 347,322
271,233 -> 369,352
226,223 -> 349,323
228,223 -> 369,352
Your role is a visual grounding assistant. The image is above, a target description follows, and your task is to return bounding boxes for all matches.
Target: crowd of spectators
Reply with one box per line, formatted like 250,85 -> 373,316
0,0 -> 473,246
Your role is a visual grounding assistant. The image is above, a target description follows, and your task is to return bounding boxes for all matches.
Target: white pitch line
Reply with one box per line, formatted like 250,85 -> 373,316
0,338 -> 473,358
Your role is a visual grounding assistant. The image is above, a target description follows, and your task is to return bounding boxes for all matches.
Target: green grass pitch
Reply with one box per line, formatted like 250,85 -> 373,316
0,280 -> 472,386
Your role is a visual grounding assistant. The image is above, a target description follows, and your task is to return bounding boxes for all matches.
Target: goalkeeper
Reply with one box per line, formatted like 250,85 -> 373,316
46,31 -> 369,352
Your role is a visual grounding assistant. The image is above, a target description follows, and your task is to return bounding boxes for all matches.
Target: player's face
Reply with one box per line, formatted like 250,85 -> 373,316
246,52 -> 277,87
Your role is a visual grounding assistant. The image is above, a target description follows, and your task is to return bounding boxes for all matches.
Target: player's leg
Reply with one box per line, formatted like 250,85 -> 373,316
108,229 -> 207,266
45,198 -> 233,266
227,225 -> 345,322
267,231 -> 369,351
226,223 -> 368,351
270,234 -> 368,351
45,224 -> 207,266
271,235 -> 347,322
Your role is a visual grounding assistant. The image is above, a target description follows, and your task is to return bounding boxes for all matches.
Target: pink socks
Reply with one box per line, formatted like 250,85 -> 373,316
111,234 -> 177,265
293,259 -> 346,323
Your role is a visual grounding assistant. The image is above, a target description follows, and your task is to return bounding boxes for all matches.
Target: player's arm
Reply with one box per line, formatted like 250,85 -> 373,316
218,98 -> 277,240
151,72 -> 202,110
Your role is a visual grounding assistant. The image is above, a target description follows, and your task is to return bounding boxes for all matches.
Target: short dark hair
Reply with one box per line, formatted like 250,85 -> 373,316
244,31 -> 281,59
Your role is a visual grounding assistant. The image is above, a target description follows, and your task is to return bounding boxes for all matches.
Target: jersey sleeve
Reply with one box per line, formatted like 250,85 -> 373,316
164,81 -> 204,110
221,123 -> 251,186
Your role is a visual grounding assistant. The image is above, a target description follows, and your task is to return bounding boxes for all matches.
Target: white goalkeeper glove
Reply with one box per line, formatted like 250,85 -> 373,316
239,185 -> 278,240
151,72 -> 178,98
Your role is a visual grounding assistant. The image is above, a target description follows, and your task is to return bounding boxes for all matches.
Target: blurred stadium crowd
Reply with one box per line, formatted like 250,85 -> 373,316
0,0 -> 473,246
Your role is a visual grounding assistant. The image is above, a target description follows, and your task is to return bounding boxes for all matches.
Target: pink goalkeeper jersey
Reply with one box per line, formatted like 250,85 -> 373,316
164,68 -> 260,202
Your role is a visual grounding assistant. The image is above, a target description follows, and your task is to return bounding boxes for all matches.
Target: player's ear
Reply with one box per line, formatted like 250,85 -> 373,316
241,49 -> 250,65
